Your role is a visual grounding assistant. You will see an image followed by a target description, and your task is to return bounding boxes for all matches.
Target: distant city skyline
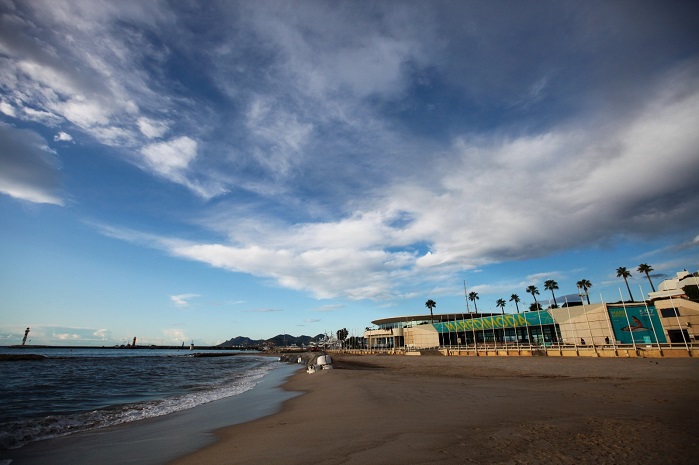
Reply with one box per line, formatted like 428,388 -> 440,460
1,1 -> 698,346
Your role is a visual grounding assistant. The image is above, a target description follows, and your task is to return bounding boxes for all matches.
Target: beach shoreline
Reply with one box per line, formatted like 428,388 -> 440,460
169,354 -> 699,465
1,362 -> 301,465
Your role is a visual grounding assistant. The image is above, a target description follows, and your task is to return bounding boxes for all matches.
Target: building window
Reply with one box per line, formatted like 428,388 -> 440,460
661,308 -> 680,317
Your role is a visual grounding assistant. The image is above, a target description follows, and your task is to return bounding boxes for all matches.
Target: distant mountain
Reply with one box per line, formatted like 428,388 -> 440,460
218,336 -> 263,347
218,333 -> 325,347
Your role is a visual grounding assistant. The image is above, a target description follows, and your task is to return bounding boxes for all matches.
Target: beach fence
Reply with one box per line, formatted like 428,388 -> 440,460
331,343 -> 698,358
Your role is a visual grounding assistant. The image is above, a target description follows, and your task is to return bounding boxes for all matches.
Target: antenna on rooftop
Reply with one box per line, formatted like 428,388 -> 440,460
464,281 -> 471,313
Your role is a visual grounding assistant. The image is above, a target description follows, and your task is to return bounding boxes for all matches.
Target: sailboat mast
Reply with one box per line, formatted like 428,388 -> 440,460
464,280 -> 471,313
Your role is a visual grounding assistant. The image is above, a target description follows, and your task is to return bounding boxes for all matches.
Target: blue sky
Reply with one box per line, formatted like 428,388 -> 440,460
1,0 -> 698,346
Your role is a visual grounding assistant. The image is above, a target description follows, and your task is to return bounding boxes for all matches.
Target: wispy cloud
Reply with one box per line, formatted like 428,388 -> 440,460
53,131 -> 73,142
170,293 -> 200,308
163,328 -> 188,343
0,325 -> 115,345
314,304 -> 345,312
3,1 -> 698,312
0,124 -> 63,205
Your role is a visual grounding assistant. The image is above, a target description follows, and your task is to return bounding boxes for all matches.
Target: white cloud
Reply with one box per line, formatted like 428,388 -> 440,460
315,304 -> 344,312
21,107 -> 64,125
140,136 -> 198,180
137,117 -> 169,139
163,328 -> 188,342
0,100 -> 16,117
170,293 -> 200,308
54,131 -> 73,142
59,96 -> 110,127
141,63 -> 699,301
15,2 -> 690,305
245,97 -> 314,177
0,325 -> 117,345
92,328 -> 111,339
0,124 -> 63,205
245,2 -> 431,100
0,3 -> 217,197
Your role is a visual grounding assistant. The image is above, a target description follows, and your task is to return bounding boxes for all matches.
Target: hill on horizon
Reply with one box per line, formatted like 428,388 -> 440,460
218,333 -> 325,347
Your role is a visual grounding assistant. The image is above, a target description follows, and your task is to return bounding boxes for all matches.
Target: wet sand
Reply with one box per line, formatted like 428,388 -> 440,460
170,354 -> 699,465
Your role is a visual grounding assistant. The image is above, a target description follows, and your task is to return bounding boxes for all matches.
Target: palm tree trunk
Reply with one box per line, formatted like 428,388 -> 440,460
624,278 -> 635,301
645,273 -> 656,292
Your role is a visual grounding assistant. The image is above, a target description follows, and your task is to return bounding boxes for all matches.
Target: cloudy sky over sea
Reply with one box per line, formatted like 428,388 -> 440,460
2,1 -> 698,346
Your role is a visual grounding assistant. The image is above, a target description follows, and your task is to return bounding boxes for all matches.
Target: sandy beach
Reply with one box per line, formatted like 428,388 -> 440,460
170,354 -> 699,465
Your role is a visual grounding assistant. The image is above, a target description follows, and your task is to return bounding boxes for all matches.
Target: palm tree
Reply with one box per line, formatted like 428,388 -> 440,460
637,263 -> 656,292
576,279 -> 592,304
425,299 -> 436,323
510,294 -> 521,313
496,298 -> 506,314
468,292 -> 479,313
616,267 -> 635,301
544,279 -> 559,307
526,285 -> 540,309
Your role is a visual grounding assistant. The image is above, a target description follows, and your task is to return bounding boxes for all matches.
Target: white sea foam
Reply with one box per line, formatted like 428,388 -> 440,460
0,361 -> 277,450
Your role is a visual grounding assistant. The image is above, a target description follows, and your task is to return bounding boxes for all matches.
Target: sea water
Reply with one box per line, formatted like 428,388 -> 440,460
0,348 -> 286,451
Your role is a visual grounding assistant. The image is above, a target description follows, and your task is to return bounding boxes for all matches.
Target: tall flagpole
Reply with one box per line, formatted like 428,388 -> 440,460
668,294 -> 690,353
619,289 -> 637,351
464,281 -> 470,313
564,295 -> 577,347
536,305 -> 545,349
639,284 -> 662,352
465,280 -> 477,353
600,292 -> 616,352
491,309 -> 497,350
599,293 -> 615,351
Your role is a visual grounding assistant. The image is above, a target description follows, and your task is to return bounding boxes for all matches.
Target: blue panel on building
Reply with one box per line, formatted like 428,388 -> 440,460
607,305 -> 667,344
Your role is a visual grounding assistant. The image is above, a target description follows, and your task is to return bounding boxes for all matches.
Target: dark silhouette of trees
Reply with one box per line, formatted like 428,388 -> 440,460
616,266 -> 635,301
510,294 -> 521,313
425,299 -> 436,323
526,285 -> 540,309
529,302 -> 542,312
637,263 -> 656,292
577,279 -> 592,304
544,279 -> 559,307
496,298 -> 506,314
468,292 -> 479,313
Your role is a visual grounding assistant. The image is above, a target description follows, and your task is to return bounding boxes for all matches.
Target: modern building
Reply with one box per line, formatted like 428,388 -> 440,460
364,271 -> 699,351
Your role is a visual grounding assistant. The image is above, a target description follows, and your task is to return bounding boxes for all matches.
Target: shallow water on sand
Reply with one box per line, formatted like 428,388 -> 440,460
2,361 -> 301,465
0,348 -> 289,451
